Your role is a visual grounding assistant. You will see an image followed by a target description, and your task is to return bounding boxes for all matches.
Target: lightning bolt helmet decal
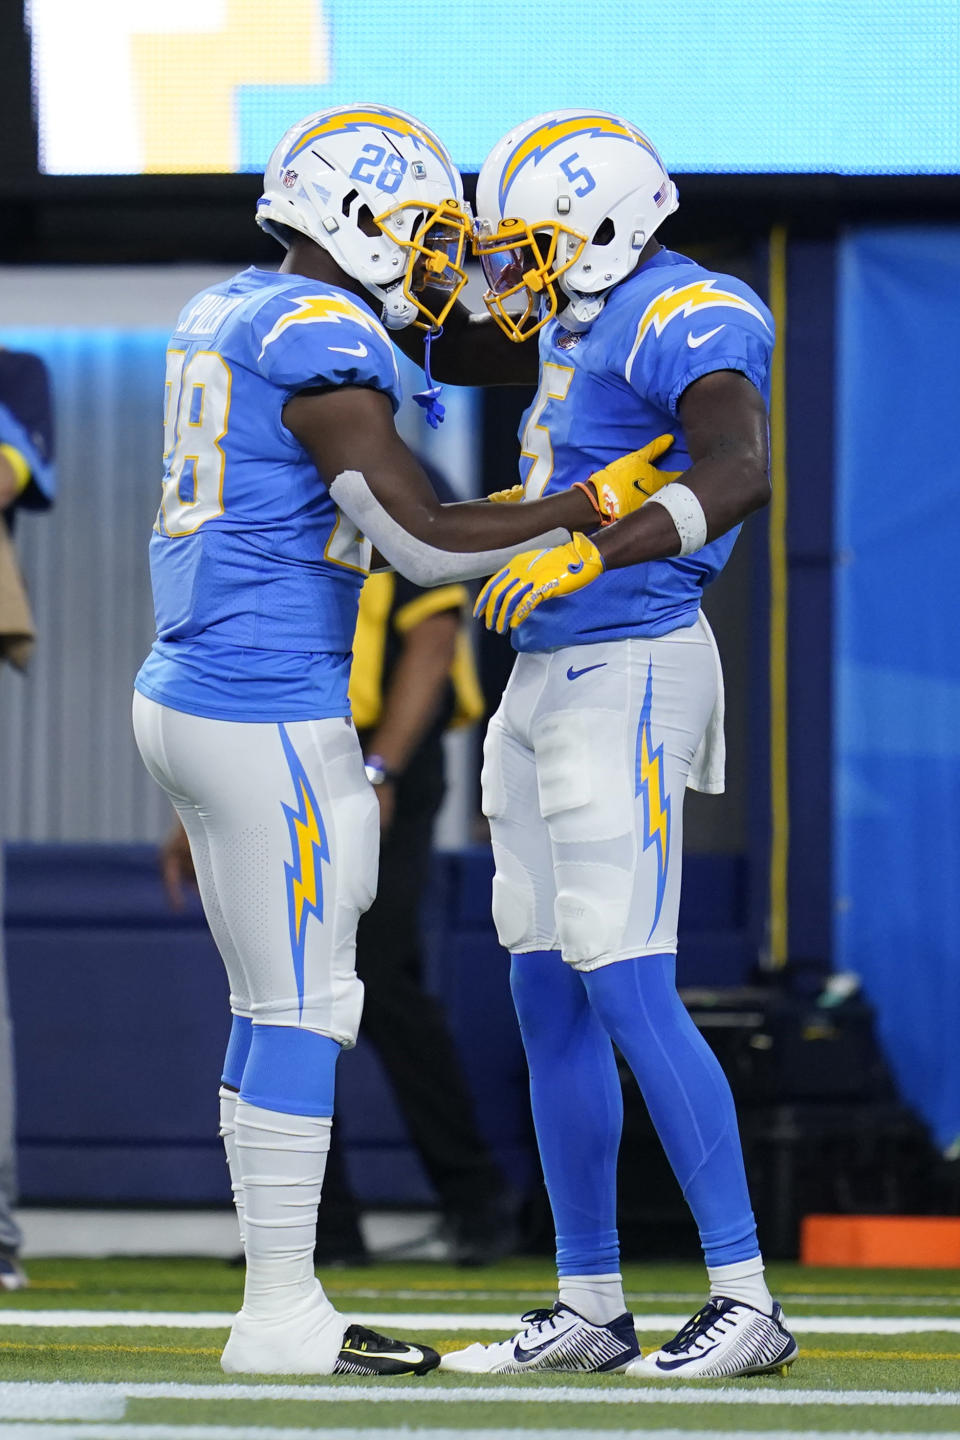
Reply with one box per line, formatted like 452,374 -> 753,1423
475,108 -> 679,339
257,104 -> 469,334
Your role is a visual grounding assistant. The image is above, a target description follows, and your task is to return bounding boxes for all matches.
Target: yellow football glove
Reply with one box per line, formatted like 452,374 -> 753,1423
574,433 -> 682,525
486,483 -> 526,503
474,532 -> 605,633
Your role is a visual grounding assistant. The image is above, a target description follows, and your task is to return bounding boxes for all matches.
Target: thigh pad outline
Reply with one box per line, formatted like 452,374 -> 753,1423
534,708 -> 634,843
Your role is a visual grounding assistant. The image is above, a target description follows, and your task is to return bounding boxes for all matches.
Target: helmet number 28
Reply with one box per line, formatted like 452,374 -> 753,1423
558,153 -> 596,198
349,145 -> 409,195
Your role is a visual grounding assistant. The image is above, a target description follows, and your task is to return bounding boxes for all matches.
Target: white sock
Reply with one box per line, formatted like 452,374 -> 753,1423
706,1256 -> 773,1315
558,1273 -> 626,1325
235,1099 -> 331,1321
218,1087 -> 245,1246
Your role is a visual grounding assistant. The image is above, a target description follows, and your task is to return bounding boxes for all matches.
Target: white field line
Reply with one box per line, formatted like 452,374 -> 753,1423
4,1381 -> 960,1410
0,1429 -> 957,1440
2,1310 -> 960,1334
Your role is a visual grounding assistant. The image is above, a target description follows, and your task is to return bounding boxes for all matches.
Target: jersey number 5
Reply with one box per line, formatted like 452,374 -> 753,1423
158,350 -> 232,537
519,362 -> 574,499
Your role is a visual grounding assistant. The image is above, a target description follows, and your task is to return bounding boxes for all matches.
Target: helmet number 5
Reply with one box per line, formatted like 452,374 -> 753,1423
559,152 -> 596,198
349,144 -> 409,195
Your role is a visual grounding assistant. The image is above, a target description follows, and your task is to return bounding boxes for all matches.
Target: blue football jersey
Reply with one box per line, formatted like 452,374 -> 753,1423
512,248 -> 774,652
135,268 -> 402,722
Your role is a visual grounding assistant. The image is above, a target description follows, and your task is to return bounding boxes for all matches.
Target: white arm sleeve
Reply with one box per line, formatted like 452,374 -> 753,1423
329,468 -> 571,585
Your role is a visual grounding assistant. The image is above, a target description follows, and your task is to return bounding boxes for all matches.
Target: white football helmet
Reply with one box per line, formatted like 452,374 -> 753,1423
257,104 -> 470,330
474,110 -> 678,339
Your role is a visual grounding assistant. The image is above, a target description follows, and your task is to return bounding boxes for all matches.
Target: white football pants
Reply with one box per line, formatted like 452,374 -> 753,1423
481,615 -> 719,969
133,694 -> 378,1044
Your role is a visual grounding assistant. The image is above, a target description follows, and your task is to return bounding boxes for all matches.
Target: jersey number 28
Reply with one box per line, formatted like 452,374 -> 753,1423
157,349 -> 232,536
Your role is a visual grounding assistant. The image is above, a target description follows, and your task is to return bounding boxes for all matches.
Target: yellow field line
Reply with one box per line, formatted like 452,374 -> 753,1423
802,1347 -> 960,1361
766,222 -> 790,970
0,1339 -> 220,1357
16,1280 -> 79,1290
1,1338 -> 956,1365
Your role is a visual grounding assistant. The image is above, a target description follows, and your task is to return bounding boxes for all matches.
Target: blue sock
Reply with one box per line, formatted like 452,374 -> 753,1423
510,951 -> 622,1275
221,1014 -> 252,1090
238,1024 -> 340,1117
582,954 -> 760,1266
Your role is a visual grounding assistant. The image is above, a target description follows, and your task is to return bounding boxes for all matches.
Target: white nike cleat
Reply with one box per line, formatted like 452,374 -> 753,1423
441,1302 -> 641,1374
625,1296 -> 798,1379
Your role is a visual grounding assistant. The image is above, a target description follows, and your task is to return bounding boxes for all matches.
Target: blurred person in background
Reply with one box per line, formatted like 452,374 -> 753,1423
0,348 -> 56,1291
320,470 -> 517,1267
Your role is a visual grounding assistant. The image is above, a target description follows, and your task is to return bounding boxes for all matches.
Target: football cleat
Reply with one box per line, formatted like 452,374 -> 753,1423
333,1323 -> 440,1376
221,1284 -> 346,1374
625,1296 -> 798,1379
441,1302 -> 640,1374
0,1248 -> 27,1291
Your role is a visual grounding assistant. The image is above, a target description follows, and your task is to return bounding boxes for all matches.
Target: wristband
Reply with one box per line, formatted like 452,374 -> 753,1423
363,754 -> 398,786
648,481 -> 708,556
571,479 -> 614,526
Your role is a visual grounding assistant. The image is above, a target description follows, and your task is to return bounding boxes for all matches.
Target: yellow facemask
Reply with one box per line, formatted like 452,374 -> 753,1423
473,218 -> 587,341
376,198 -> 472,331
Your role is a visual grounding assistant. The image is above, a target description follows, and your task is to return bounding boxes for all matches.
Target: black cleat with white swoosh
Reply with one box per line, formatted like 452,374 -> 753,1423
333,1323 -> 441,1376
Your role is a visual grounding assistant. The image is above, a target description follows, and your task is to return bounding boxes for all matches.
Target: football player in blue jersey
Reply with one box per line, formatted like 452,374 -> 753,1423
406,111 -> 798,1380
132,104 -> 667,1378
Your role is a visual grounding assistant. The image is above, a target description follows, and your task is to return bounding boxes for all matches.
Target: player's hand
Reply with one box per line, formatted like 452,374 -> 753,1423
161,819 -> 198,911
486,483 -> 526,503
574,433 -> 681,525
474,532 -> 604,633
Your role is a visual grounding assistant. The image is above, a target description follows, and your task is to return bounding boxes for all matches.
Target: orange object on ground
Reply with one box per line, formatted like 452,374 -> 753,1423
801,1214 -> 960,1268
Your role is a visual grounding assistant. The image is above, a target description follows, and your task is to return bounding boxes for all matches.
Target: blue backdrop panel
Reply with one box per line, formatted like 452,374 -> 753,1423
835,228 -> 960,1152
5,844 -> 751,1204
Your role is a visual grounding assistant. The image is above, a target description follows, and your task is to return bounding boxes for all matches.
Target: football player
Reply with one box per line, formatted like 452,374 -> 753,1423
132,103 -> 666,1377
402,111 -> 798,1380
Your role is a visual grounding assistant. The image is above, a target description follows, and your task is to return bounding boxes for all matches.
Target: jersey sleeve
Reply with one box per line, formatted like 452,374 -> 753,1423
623,276 -> 775,417
253,286 -> 402,412
0,350 -> 56,508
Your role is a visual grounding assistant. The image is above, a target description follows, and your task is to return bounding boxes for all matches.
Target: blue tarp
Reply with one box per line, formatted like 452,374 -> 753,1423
835,228 -> 960,1152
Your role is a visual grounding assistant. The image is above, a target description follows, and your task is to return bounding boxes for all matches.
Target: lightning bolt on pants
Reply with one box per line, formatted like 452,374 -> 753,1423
133,694 -> 380,1346
484,617 -> 758,1272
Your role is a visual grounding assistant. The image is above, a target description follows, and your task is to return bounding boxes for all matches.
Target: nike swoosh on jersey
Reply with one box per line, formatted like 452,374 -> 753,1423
566,662 -> 607,681
329,342 -> 369,358
686,325 -> 725,349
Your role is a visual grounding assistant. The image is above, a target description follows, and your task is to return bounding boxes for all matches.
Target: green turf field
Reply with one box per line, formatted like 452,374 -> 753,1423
1,1256 -> 959,1437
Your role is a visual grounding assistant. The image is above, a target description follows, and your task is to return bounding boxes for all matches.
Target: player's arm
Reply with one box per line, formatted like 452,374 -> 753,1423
476,370 -> 770,630
363,602 -> 461,832
284,383 -> 594,583
0,445 -> 32,511
597,368 -> 770,569
392,297 -> 539,387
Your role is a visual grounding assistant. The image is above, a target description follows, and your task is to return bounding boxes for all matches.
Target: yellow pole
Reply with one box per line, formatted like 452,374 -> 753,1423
767,225 -> 789,969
